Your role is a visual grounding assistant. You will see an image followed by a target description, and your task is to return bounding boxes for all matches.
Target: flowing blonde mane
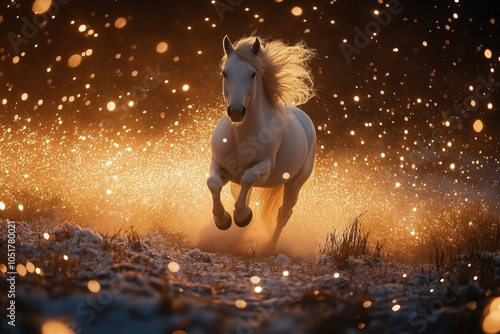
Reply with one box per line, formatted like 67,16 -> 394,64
220,36 -> 316,111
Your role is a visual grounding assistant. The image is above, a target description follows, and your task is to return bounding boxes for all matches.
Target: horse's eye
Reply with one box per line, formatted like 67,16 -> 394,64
222,71 -> 227,77
251,72 -> 256,78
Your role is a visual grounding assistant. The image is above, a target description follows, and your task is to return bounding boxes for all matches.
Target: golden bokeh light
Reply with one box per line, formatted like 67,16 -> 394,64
156,42 -> 169,53
87,280 -> 101,293
41,320 -> 75,334
291,6 -> 303,16
106,101 -> 116,112
115,17 -> 127,28
68,54 -> 82,68
473,119 -> 483,132
32,0 -> 52,14
484,49 -> 492,59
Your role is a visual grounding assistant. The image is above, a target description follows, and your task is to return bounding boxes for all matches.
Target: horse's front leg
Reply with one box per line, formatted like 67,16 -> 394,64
207,159 -> 232,230
234,159 -> 272,227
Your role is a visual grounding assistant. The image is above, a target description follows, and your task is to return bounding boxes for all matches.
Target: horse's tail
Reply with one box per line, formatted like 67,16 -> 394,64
254,185 -> 284,235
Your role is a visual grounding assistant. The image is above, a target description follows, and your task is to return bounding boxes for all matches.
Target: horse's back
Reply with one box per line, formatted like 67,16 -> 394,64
288,106 -> 316,149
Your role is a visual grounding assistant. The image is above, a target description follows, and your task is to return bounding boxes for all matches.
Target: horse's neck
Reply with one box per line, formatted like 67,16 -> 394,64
233,80 -> 275,139
233,98 -> 273,139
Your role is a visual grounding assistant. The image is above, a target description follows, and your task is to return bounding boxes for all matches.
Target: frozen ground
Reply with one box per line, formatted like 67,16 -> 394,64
1,220 -> 499,334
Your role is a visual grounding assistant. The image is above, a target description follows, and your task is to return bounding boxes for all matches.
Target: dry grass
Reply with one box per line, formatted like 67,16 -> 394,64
319,211 -> 383,267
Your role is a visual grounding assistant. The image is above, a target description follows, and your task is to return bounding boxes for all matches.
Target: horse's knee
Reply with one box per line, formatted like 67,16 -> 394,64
207,176 -> 223,194
241,170 -> 258,184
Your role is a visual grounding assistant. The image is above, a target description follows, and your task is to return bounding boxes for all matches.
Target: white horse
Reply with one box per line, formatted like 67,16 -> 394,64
207,35 -> 316,252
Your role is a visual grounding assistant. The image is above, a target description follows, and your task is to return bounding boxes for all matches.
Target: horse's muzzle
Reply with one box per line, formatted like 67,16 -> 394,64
227,106 -> 246,123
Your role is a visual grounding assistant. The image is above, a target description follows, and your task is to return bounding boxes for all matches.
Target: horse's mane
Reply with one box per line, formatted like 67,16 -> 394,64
220,36 -> 316,111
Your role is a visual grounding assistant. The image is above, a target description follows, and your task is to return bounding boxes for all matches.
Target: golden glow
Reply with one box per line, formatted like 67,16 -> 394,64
291,7 -> 303,16
41,320 -> 75,334
250,276 -> 261,284
87,280 -> 101,293
484,49 -> 492,59
68,54 -> 82,68
473,119 -> 483,132
156,42 -> 169,53
107,101 -> 116,112
16,264 -> 27,276
115,17 -> 127,28
483,298 -> 500,333
235,299 -> 247,309
168,261 -> 180,273
32,0 -> 52,14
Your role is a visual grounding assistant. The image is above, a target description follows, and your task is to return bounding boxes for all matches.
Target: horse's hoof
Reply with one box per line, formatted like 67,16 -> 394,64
215,212 -> 232,230
234,208 -> 253,228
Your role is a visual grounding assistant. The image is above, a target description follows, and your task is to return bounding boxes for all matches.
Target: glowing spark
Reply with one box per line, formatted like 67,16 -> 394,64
41,320 -> 75,334
484,49 -> 492,59
487,102 -> 493,109
392,304 -> 401,312
282,270 -> 289,276
291,7 -> 303,16
16,264 -> 27,277
107,101 -> 116,112
156,42 -> 168,53
254,286 -> 263,293
63,255 -> 69,260
395,182 -> 401,188
473,119 -> 483,132
282,172 -> 290,180
68,54 -> 82,67
106,189 -> 112,195
235,299 -> 247,309
32,0 -> 52,14
18,204 -> 24,211
78,24 -> 87,32
222,138 -> 227,143
450,163 -> 455,170
0,202 -> 5,210
250,276 -> 261,284
333,272 -> 340,278
43,233 -> 50,240
21,93 -> 28,101
26,262 -> 35,273
363,301 -> 372,308
354,95 -> 360,102
168,261 -> 180,273
87,280 -> 101,293
115,17 -> 127,29
182,84 -> 190,91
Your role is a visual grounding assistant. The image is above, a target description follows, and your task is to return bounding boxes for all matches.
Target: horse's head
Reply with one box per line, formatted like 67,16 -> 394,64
221,35 -> 260,123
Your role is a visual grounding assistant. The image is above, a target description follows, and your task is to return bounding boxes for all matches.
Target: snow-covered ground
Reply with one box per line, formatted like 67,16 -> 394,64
1,220 -> 499,334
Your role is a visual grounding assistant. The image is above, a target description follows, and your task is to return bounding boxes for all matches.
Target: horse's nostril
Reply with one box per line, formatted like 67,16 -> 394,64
227,106 -> 232,116
241,107 -> 246,117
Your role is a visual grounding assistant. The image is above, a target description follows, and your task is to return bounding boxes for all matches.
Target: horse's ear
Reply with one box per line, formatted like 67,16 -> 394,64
223,35 -> 234,56
251,38 -> 260,55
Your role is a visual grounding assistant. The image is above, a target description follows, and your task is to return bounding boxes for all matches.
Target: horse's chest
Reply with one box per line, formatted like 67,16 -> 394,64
214,139 -> 272,179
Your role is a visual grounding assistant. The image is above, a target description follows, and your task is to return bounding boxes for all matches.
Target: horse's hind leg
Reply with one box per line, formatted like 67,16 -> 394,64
266,180 -> 303,252
207,159 -> 232,230
267,149 -> 315,252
